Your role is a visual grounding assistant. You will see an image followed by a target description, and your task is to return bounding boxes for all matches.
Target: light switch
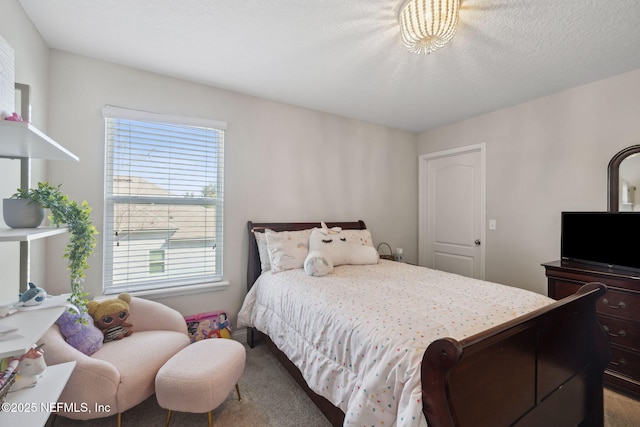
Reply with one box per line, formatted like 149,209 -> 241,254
489,219 -> 496,230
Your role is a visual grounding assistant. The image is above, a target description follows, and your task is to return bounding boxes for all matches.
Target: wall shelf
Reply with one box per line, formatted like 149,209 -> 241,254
0,303 -> 68,359
0,227 -> 68,242
1,361 -> 76,426
0,89 -> 79,426
1,117 -> 78,292
0,121 -> 78,161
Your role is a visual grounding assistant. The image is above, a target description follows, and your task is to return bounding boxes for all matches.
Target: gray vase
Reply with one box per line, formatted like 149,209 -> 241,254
3,199 -> 45,228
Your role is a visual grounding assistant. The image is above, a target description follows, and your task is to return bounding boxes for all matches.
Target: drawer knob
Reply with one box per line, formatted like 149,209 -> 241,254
602,298 -> 626,309
602,325 -> 627,338
610,358 -> 627,367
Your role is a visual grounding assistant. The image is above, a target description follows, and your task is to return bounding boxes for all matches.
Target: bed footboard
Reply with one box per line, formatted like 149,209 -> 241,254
421,282 -> 610,427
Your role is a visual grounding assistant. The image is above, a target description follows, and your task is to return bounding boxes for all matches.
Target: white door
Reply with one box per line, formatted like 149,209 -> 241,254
419,144 -> 485,279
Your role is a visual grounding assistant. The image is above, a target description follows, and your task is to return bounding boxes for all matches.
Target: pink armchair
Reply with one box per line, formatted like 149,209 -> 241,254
39,296 -> 190,426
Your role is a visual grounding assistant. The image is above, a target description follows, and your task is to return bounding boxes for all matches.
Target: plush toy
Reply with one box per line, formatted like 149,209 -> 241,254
16,282 -> 47,307
87,293 -> 134,343
11,344 -> 47,391
56,311 -> 104,355
303,222 -> 379,277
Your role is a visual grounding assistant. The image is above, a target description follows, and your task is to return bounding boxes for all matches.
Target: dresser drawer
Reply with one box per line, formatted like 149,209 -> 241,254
599,316 -> 640,351
608,346 -> 640,380
550,279 -> 640,322
596,288 -> 640,323
544,260 -> 640,397
549,280 -> 581,299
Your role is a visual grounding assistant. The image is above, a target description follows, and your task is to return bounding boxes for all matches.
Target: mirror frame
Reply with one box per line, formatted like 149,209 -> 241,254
608,144 -> 640,211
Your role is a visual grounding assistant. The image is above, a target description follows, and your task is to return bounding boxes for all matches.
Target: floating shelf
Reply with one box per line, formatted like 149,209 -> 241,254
1,361 -> 76,426
0,121 -> 78,161
0,116 -> 78,421
0,302 -> 68,359
0,227 -> 68,242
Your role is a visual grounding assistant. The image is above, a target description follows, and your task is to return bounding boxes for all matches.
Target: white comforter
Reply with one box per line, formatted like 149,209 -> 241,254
237,260 -> 553,427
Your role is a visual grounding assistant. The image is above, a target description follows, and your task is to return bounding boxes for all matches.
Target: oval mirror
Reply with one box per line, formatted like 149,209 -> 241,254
608,145 -> 640,211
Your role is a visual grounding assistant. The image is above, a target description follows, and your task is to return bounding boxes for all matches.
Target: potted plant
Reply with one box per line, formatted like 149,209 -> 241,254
2,197 -> 45,228
10,182 -> 98,314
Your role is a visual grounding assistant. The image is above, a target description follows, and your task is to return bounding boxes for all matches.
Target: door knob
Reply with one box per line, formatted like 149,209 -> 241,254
475,239 -> 481,245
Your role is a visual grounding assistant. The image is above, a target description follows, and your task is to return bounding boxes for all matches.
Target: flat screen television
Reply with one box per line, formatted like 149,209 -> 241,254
561,211 -> 640,272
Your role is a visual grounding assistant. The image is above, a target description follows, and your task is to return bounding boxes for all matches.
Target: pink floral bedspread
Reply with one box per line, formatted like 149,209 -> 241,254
238,260 -> 553,427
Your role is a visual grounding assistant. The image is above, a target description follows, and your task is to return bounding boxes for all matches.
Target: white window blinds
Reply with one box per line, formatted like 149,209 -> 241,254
103,106 -> 225,294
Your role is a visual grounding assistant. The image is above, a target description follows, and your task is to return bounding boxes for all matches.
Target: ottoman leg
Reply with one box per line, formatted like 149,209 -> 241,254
236,383 -> 242,401
165,409 -> 173,427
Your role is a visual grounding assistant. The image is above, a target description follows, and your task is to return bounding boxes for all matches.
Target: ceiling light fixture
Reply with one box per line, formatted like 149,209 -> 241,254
399,0 -> 460,54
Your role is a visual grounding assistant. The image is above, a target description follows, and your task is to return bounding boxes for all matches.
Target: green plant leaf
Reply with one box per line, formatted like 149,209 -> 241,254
13,182 -> 97,312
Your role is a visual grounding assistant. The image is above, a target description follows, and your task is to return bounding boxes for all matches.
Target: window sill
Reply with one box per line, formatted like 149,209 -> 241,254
105,281 -> 230,299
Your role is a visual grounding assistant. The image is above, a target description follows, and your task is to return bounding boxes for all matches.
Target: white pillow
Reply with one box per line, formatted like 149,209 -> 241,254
306,223 -> 379,269
254,231 -> 271,272
265,228 -> 312,273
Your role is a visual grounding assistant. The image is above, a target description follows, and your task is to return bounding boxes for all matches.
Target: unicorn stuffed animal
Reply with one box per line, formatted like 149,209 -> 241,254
304,222 -> 379,276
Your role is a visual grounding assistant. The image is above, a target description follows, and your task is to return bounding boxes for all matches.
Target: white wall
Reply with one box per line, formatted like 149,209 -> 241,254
0,0 -> 51,301
42,50 -> 418,321
417,68 -> 640,295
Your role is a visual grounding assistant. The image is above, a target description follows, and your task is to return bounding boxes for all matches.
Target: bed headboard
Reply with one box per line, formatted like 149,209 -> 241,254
246,220 -> 367,290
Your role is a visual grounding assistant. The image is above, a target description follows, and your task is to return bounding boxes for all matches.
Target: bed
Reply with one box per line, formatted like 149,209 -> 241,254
238,220 -> 610,427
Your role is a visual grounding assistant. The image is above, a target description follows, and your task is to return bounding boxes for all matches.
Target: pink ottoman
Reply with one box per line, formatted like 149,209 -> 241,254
155,338 -> 246,426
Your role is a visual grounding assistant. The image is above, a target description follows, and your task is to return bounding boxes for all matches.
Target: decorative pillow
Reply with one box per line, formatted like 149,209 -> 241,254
304,250 -> 334,277
55,311 -> 104,356
341,229 -> 374,247
306,222 -> 379,272
254,231 -> 271,272
265,228 -> 312,273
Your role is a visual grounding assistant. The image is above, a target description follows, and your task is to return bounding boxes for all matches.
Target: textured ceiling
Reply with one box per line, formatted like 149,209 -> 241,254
17,0 -> 640,133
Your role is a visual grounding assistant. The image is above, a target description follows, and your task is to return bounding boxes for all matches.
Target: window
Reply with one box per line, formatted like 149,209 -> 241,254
149,250 -> 165,274
103,106 -> 225,294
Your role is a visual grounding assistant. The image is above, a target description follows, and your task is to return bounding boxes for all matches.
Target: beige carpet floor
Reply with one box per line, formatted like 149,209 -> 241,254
47,342 -> 640,426
604,386 -> 640,427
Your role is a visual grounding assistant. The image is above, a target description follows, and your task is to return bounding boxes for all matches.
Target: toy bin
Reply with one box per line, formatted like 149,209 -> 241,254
184,310 -> 232,342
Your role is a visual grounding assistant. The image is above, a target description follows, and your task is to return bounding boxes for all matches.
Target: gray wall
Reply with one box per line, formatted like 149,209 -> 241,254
417,68 -> 640,295
41,50 -> 418,320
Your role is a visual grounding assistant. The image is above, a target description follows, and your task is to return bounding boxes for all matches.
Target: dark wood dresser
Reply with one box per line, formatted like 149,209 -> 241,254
543,260 -> 640,397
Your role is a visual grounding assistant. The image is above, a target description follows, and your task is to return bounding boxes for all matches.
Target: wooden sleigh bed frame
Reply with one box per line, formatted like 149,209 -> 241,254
245,220 -> 611,427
